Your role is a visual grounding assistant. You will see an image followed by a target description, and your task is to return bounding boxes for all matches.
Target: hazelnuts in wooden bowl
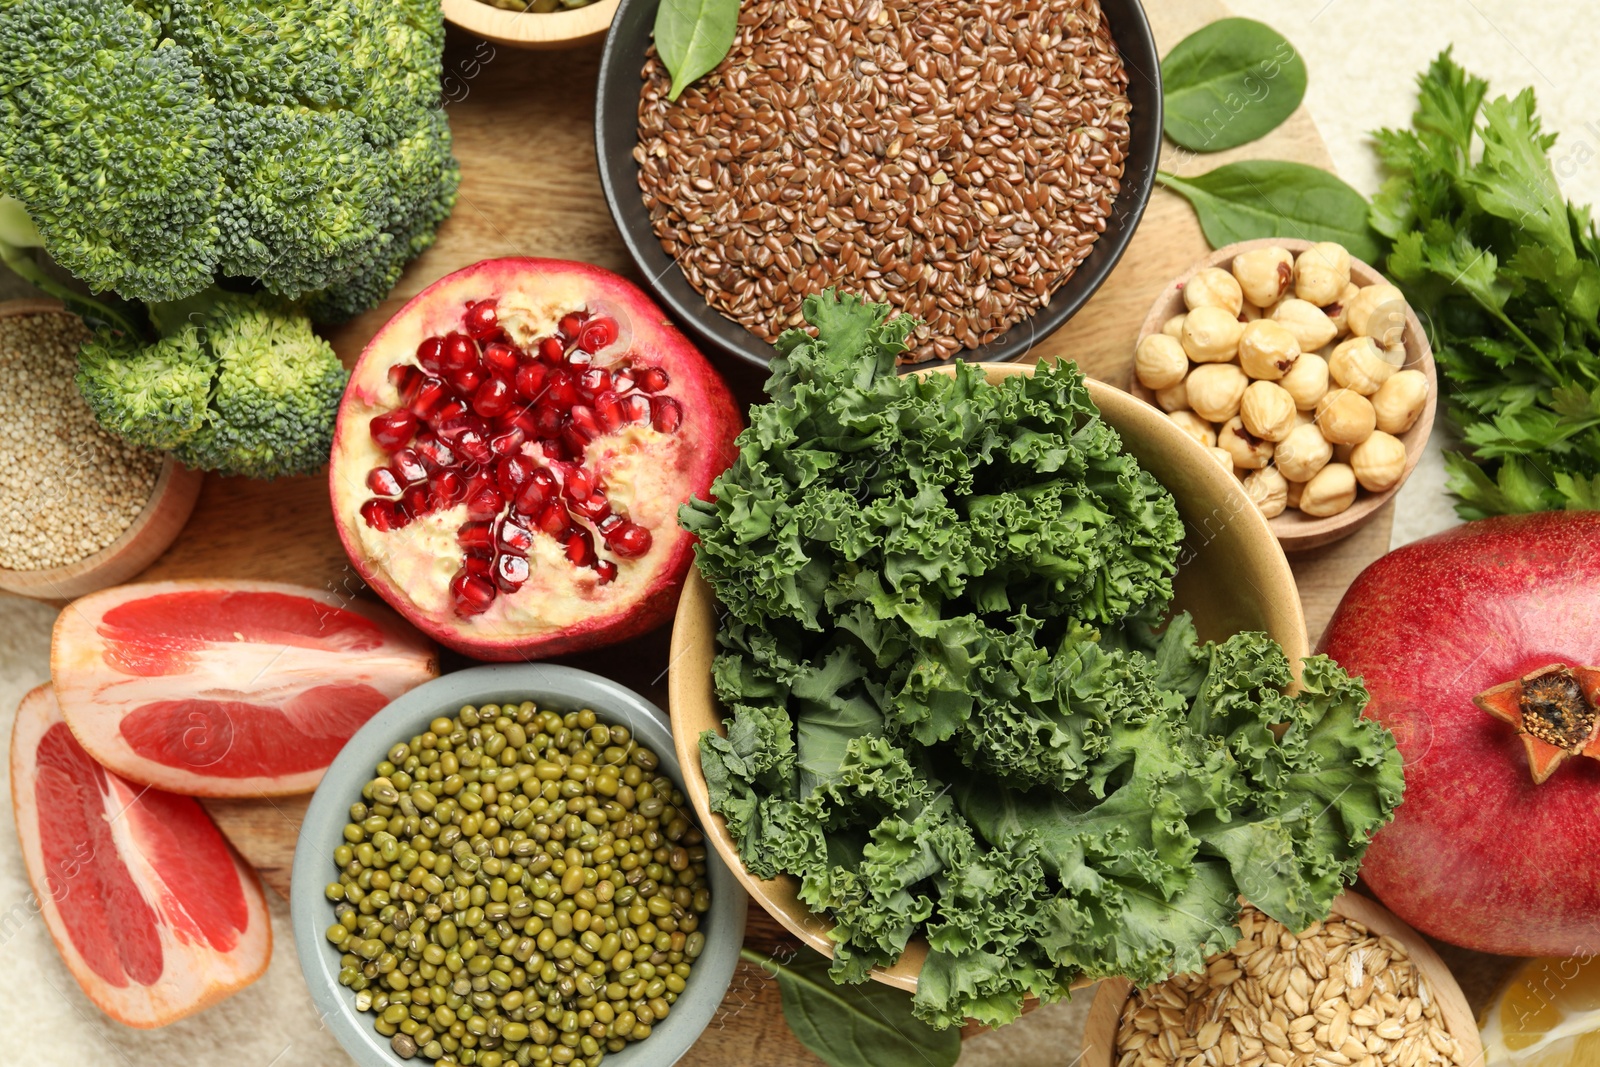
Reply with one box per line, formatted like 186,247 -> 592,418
1131,238 -> 1437,552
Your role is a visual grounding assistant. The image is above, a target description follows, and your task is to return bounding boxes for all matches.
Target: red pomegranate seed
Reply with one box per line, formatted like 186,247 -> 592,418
531,402 -> 564,439
473,376 -> 514,418
605,520 -> 653,559
572,491 -> 610,521
495,553 -> 530,593
611,369 -> 636,392
651,396 -> 683,432
393,449 -> 428,485
568,405 -> 601,442
620,394 -> 652,424
457,427 -> 493,465
366,467 -> 402,496
540,437 -> 573,462
497,518 -> 534,554
451,363 -> 487,396
577,317 -> 619,354
429,469 -> 465,509
558,312 -> 585,339
389,364 -> 424,404
361,498 -> 406,531
465,484 -> 504,520
489,427 -> 526,457
428,397 -> 469,428
436,414 -> 486,445
412,434 -> 456,472
636,366 -> 670,393
463,554 -> 494,578
538,337 -> 565,363
464,300 -> 499,341
409,376 -> 450,419
514,475 -> 550,515
482,341 -> 519,377
561,426 -> 591,458
597,514 -> 625,536
400,482 -> 432,518
578,368 -> 611,397
593,559 -> 618,584
544,368 -> 578,408
535,501 -> 571,536
564,467 -> 594,502
369,409 -> 419,451
496,454 -> 534,497
497,407 -> 540,435
516,362 -> 550,400
594,391 -> 624,432
564,528 -> 596,567
458,521 -> 494,552
442,332 -> 478,374
416,337 -> 448,376
450,570 -> 496,616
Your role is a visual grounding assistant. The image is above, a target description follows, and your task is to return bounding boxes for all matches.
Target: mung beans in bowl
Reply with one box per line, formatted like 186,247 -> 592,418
292,664 -> 746,1067
595,0 -> 1162,371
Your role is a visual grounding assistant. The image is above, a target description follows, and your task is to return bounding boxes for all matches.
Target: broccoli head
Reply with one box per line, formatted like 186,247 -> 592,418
0,0 -> 459,318
76,289 -> 349,479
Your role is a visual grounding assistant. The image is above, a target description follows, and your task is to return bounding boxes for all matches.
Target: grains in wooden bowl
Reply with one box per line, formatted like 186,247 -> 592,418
635,0 -> 1130,363
0,312 -> 163,571
1114,906 -> 1467,1067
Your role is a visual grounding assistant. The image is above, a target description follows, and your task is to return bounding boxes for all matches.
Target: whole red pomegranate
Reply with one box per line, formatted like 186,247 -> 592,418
330,258 -> 740,660
1321,511 -> 1600,956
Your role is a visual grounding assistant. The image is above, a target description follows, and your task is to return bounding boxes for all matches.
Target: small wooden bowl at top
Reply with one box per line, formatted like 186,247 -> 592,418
0,299 -> 204,602
1081,890 -> 1483,1067
668,362 -> 1308,994
443,0 -> 621,49
1132,238 -> 1438,553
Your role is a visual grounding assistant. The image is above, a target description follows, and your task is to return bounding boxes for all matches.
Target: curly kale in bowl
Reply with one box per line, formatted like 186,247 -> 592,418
680,291 -> 1405,1029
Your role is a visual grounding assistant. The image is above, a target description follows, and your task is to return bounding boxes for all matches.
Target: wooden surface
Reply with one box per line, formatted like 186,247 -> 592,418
97,3 -> 1445,1063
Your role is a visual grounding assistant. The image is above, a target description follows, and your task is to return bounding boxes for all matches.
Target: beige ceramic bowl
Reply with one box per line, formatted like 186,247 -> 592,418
1133,238 -> 1437,553
0,299 -> 203,601
442,0 -> 621,49
1081,890 -> 1483,1067
668,362 -> 1309,993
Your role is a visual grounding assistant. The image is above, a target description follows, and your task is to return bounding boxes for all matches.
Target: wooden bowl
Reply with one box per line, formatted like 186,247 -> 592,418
1132,238 -> 1437,553
1081,891 -> 1483,1067
667,363 -> 1309,993
443,0 -> 621,49
0,299 -> 204,601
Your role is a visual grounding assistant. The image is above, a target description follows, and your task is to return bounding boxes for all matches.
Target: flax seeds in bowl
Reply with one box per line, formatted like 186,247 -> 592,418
0,309 -> 163,573
632,0 -> 1137,365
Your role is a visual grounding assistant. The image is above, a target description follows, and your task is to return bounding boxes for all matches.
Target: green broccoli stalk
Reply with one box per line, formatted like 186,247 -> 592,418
76,289 -> 349,479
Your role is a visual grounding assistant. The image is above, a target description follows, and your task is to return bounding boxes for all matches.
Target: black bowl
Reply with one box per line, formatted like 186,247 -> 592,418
595,0 -> 1162,372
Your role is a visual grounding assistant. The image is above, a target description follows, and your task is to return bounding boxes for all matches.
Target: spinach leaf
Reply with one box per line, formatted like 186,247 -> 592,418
743,947 -> 961,1067
653,0 -> 741,101
1162,18 -> 1306,152
1156,162 -> 1385,263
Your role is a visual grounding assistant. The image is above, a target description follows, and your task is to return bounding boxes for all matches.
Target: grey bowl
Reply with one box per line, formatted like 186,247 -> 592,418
292,664 -> 748,1067
594,0 -> 1162,372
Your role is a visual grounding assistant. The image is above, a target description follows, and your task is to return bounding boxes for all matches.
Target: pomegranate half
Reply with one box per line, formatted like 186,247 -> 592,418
1321,512 -> 1600,956
329,258 -> 740,659
52,580 -> 440,797
11,685 -> 271,1026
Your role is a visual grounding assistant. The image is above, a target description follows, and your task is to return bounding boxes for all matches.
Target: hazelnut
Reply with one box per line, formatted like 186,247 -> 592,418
1279,352 -> 1329,411
1350,431 -> 1407,492
1328,336 -> 1396,396
1285,478 -> 1305,509
1346,283 -> 1407,344
1231,246 -> 1295,308
1243,466 -> 1289,519
1239,301 -> 1262,323
1187,363 -> 1249,423
1219,417 -> 1274,469
1240,381 -> 1297,442
1162,313 -> 1188,339
1135,333 -> 1190,391
1371,369 -> 1429,434
1181,305 -> 1246,363
1168,410 -> 1217,448
1238,320 -> 1301,380
1294,242 -> 1352,306
1300,462 -> 1358,517
1274,422 -> 1333,482
1155,378 -> 1190,412
1315,388 -> 1376,445
1207,446 -> 1234,471
1271,298 -> 1339,351
1323,281 -> 1361,336
1183,267 -> 1245,316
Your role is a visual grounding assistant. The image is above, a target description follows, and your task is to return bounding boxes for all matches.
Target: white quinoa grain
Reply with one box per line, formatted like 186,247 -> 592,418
0,312 -> 163,571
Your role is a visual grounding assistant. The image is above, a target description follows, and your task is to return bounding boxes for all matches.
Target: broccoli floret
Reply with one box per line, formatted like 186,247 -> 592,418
75,289 -> 349,479
0,0 -> 459,319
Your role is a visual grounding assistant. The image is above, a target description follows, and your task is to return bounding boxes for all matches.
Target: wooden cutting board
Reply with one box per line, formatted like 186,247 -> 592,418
121,1 -> 1452,1062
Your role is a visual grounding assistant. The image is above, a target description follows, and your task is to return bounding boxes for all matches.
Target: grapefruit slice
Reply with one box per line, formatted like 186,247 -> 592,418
52,579 -> 439,796
10,685 -> 272,1027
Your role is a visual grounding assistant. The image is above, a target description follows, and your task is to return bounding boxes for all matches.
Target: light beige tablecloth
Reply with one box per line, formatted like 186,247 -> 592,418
4,3 -> 1595,1063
